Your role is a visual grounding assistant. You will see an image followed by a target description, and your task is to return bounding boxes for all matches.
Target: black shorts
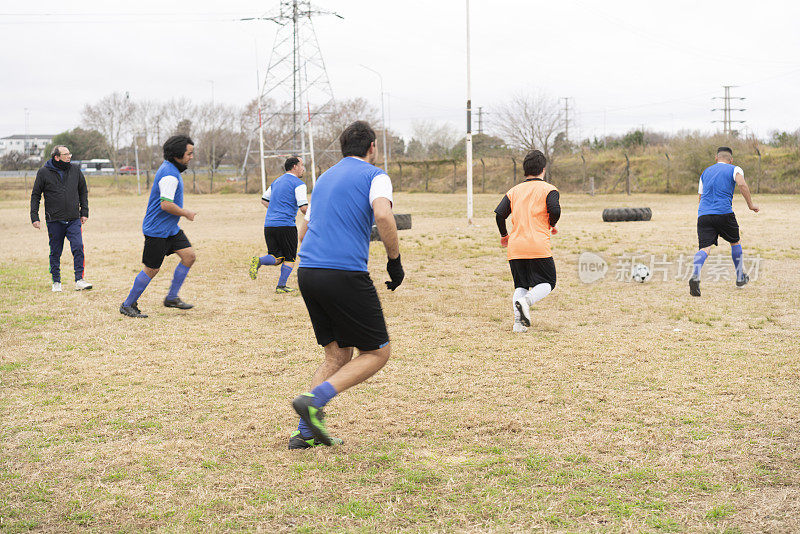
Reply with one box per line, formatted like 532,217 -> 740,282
264,226 -> 298,262
297,267 -> 389,352
697,213 -> 740,248
142,230 -> 192,269
509,257 -> 557,290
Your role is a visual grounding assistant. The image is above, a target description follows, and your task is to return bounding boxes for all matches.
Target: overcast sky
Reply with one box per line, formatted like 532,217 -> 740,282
2,0 -> 799,142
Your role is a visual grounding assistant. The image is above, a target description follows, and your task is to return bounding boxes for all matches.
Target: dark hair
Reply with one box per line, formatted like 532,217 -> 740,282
339,121 -> 376,158
523,150 -> 547,177
51,145 -> 67,159
717,146 -> 733,156
284,156 -> 301,172
163,135 -> 194,161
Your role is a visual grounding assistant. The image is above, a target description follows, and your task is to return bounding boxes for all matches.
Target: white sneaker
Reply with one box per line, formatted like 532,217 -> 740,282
513,321 -> 528,333
75,279 -> 93,291
52,282 -> 62,292
514,297 -> 531,327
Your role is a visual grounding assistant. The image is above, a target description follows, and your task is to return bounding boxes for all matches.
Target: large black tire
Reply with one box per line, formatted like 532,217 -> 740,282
370,213 -> 413,241
602,207 -> 652,222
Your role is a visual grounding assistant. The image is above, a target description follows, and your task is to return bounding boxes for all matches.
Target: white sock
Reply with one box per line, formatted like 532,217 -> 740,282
526,283 -> 552,306
512,287 -> 527,321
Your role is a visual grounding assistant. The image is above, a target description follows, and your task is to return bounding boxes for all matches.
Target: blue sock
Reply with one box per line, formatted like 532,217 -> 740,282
731,244 -> 743,279
278,263 -> 293,287
298,382 -> 338,438
692,251 -> 708,279
123,271 -> 151,307
259,254 -> 277,266
167,263 -> 190,300
310,381 -> 337,408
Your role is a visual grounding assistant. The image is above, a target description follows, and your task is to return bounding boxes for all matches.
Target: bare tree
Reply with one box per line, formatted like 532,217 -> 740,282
81,92 -> 135,173
408,120 -> 459,159
492,92 -> 563,174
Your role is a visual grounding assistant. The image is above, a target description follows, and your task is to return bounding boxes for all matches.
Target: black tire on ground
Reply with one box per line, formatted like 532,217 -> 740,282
370,213 -> 413,241
602,207 -> 652,222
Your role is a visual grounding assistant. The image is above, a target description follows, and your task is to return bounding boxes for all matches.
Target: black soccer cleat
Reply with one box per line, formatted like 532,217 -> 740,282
689,277 -> 701,297
120,302 -> 148,318
163,297 -> 193,309
287,430 -> 343,450
292,393 -> 332,446
736,273 -> 750,288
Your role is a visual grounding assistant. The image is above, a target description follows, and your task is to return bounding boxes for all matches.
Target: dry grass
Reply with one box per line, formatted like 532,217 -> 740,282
1,191 -> 799,533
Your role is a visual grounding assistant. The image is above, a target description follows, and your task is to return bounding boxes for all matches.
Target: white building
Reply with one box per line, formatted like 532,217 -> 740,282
0,135 -> 55,159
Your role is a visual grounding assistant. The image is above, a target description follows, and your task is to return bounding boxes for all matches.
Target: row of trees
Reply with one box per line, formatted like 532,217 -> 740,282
3,91 -> 798,174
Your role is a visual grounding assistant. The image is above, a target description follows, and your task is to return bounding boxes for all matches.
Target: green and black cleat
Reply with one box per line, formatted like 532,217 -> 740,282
292,393 -> 332,446
288,430 -> 343,450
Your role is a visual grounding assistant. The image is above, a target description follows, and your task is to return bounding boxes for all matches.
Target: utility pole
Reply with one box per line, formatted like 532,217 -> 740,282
360,64 -> 388,171
561,97 -> 570,143
208,80 -> 215,182
465,0 -> 473,224
712,85 -> 745,137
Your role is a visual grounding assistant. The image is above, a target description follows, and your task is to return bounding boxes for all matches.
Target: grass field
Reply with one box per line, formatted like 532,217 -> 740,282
1,191 -> 799,532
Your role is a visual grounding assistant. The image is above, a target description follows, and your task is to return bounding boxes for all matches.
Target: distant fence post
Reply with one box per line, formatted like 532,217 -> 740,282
624,153 -> 631,195
511,157 -> 517,188
589,176 -> 595,196
192,169 -> 197,193
480,158 -> 486,193
209,167 -> 214,194
397,162 -> 402,191
424,163 -> 429,192
664,153 -> 670,193
146,170 -> 150,190
580,152 -> 587,193
452,160 -> 457,193
754,146 -> 762,194
244,165 -> 249,194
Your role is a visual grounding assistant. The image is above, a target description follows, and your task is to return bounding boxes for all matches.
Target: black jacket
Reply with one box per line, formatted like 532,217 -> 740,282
30,159 -> 89,223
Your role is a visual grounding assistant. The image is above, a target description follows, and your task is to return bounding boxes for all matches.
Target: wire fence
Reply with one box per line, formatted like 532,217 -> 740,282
3,147 -> 799,196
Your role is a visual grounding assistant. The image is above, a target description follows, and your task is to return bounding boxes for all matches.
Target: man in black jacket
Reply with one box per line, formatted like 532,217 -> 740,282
30,146 -> 93,292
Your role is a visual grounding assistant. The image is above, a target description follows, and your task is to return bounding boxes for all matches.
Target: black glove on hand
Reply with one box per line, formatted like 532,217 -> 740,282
385,255 -> 404,291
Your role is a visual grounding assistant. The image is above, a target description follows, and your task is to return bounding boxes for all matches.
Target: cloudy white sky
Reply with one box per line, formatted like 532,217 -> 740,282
2,0 -> 799,141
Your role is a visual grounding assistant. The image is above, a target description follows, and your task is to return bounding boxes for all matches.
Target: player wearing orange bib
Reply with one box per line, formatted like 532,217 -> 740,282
494,150 -> 560,333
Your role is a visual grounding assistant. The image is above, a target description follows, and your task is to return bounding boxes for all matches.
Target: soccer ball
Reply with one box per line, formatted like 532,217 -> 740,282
631,263 -> 651,283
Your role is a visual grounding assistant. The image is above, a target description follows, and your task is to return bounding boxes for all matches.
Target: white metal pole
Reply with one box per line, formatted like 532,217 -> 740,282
360,64 -> 388,172
257,70 -> 267,194
307,102 -> 317,188
134,137 -> 141,195
465,0 -> 474,224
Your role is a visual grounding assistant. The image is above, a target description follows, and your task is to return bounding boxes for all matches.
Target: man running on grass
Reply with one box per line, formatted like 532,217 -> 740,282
689,146 -> 759,296
495,149 -> 560,333
248,156 -> 308,292
120,135 -> 197,318
288,120 -> 404,449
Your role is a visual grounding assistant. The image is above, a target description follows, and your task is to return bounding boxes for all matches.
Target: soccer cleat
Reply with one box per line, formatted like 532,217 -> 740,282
276,286 -> 296,294
689,277 -> 701,297
120,302 -> 148,318
514,298 -> 531,327
292,393 -> 332,446
512,321 -> 528,333
287,430 -> 343,450
163,297 -> 193,309
75,279 -> 93,291
52,282 -> 62,292
249,256 -> 259,280
736,273 -> 750,288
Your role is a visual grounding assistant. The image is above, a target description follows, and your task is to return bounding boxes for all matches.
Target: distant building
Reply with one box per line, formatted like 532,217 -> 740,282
0,134 -> 55,159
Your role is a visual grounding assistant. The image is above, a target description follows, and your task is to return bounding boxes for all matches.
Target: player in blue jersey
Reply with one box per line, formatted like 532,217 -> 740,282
120,136 -> 198,317
248,156 -> 308,292
287,121 -> 404,449
689,147 -> 759,297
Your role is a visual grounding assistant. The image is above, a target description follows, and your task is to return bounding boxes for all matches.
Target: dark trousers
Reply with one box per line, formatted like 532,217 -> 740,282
47,219 -> 84,282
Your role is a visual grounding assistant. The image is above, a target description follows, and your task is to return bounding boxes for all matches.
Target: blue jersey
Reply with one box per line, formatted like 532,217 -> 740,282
263,173 -> 308,227
299,157 -> 390,272
142,160 -> 183,238
698,163 -> 741,216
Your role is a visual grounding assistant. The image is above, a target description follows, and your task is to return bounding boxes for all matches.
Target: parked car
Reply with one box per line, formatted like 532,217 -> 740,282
118,166 -> 140,175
